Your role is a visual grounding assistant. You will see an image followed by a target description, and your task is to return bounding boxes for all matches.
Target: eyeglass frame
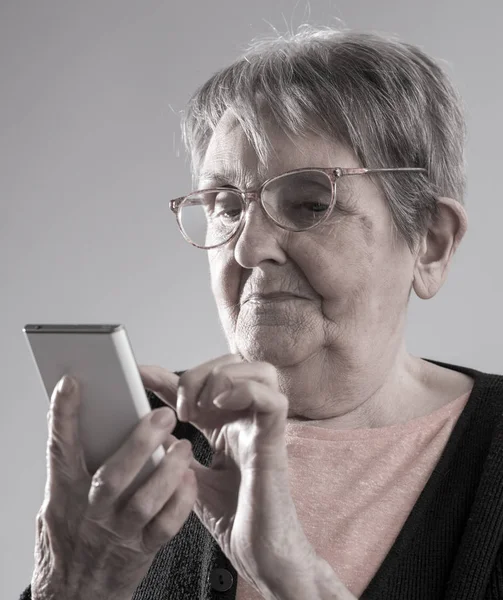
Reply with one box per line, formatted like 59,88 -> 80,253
169,166 -> 428,250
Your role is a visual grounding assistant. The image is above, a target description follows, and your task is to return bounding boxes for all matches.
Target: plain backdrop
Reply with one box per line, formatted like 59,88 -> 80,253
2,0 -> 502,596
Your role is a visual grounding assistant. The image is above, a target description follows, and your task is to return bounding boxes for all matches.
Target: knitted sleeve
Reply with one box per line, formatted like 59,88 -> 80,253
486,539 -> 503,597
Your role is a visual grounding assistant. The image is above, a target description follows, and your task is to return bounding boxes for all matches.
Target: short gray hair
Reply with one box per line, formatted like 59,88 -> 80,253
181,26 -> 466,250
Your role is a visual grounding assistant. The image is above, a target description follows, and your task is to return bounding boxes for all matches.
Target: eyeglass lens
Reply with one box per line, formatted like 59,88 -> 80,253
178,170 -> 333,248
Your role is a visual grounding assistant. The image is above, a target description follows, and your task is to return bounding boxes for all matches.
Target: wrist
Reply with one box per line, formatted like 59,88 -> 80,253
314,556 -> 357,600
260,554 -> 357,600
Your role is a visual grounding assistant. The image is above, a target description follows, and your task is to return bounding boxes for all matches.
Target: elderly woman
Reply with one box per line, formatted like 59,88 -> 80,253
22,27 -> 503,600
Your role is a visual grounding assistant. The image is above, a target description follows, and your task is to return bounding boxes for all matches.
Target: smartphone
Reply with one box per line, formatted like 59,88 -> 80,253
23,324 -> 165,503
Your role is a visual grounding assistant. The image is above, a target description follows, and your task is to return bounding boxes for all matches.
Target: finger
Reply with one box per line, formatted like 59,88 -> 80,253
196,360 -> 280,412
211,380 -> 288,430
142,468 -> 197,554
161,432 -> 180,452
86,408 -> 177,518
211,381 -> 289,463
138,365 -> 179,412
114,439 -> 193,535
47,375 -> 90,487
177,354 -> 243,422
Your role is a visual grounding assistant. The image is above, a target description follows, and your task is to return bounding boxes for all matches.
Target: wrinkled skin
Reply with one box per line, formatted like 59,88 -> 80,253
31,377 -> 196,600
139,357 -> 352,599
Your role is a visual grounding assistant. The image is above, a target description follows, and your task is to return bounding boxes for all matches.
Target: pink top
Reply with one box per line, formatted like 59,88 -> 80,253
236,390 -> 471,599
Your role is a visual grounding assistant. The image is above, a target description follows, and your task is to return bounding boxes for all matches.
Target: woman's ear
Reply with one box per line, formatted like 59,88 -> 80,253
413,197 -> 468,299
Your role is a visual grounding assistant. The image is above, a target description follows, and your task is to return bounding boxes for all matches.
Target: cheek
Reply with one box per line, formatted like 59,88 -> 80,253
209,250 -> 241,309
293,228 -> 373,302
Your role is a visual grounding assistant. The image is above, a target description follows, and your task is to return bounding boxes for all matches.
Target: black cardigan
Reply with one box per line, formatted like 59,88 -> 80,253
19,360 -> 503,599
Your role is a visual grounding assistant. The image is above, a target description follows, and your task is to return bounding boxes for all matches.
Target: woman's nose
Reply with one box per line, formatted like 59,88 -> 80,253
232,198 -> 287,268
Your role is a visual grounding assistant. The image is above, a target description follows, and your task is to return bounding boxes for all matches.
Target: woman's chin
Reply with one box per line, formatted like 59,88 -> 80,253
234,327 -> 314,366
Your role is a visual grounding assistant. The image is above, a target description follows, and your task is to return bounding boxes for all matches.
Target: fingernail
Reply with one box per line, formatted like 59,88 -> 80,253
213,391 -> 230,408
57,375 -> 74,395
177,389 -> 188,422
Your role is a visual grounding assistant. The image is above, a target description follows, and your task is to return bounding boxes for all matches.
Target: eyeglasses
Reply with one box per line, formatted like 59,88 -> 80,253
169,167 -> 427,249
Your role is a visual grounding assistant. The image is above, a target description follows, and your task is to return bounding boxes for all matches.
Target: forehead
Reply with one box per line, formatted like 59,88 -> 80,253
199,109 -> 356,186
200,111 -> 262,184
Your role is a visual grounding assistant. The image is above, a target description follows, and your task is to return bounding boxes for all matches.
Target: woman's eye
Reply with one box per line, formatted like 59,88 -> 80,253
287,200 -> 330,213
302,202 -> 329,213
213,201 -> 242,221
277,185 -> 332,214
215,207 -> 242,220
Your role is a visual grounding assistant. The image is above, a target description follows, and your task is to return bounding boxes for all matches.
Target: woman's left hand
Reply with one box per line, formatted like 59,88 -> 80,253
138,354 -> 317,596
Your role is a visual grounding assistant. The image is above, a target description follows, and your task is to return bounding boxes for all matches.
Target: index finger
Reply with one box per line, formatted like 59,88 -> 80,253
138,365 -> 179,412
177,354 -> 243,421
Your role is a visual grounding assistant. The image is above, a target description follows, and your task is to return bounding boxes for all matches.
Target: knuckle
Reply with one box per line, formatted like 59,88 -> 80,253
37,502 -> 60,530
210,366 -> 232,390
152,517 -> 178,544
211,362 -> 232,378
132,433 -> 152,456
49,399 -> 64,418
90,466 -> 120,497
210,365 -> 222,378
50,398 -> 76,422
124,496 -> 152,522
245,379 -> 258,394
35,505 -> 48,525
47,434 -> 68,466
141,535 -> 162,556
142,476 -> 196,551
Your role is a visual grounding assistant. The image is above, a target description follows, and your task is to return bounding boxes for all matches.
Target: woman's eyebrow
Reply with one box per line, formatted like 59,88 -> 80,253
198,171 -> 234,186
198,165 -> 269,187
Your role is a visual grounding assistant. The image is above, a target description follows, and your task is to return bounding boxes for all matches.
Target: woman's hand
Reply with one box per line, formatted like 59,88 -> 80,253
31,376 -> 197,600
139,355 -> 318,596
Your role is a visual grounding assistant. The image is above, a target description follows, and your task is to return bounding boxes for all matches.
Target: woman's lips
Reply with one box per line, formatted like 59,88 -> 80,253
243,293 -> 304,304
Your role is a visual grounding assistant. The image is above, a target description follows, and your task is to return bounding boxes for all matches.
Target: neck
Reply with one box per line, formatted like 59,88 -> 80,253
278,341 -> 463,430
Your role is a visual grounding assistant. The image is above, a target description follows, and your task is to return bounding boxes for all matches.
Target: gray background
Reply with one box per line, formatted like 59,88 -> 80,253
2,0 -> 501,596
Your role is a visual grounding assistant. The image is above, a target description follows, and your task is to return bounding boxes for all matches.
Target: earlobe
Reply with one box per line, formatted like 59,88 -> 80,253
413,270 -> 434,300
412,197 -> 468,300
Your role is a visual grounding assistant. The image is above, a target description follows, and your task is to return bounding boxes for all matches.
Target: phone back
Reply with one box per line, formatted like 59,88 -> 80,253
24,325 -> 164,486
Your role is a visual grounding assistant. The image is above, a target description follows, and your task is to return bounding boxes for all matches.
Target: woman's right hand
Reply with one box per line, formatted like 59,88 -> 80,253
31,374 -> 197,600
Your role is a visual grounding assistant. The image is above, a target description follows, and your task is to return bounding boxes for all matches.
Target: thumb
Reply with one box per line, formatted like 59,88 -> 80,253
47,375 -> 90,488
138,365 -> 179,412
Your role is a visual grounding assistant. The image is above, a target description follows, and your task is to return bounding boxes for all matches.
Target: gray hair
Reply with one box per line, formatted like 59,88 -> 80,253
180,26 -> 466,250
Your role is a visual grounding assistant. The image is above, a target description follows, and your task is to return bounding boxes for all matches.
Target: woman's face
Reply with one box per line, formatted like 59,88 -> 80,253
201,111 -> 418,369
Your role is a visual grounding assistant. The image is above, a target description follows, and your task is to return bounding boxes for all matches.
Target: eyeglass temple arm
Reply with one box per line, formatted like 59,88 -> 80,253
169,167 -> 428,209
337,167 -> 427,176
